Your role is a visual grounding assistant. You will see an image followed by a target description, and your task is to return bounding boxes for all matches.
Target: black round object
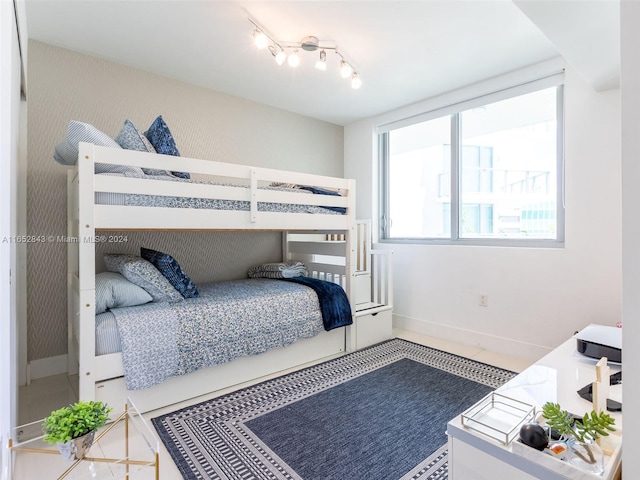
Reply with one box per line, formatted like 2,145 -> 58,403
519,422 -> 548,451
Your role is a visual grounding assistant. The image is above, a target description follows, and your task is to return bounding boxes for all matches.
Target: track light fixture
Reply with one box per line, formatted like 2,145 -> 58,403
249,18 -> 362,89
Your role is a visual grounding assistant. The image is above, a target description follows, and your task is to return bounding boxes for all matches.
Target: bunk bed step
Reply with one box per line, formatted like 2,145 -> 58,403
353,307 -> 393,349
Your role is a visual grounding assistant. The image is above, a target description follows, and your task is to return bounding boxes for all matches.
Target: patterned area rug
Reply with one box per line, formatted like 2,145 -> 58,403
152,338 -> 516,479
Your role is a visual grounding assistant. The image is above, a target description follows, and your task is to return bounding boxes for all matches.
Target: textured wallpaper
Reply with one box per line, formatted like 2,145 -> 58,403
26,41 -> 344,362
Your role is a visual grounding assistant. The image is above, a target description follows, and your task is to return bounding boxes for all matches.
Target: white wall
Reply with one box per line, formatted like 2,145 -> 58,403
345,60 -> 622,362
620,1 -> 640,477
1,0 -> 26,470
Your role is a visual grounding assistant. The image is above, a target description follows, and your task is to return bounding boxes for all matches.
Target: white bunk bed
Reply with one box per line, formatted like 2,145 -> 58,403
67,143 -> 371,413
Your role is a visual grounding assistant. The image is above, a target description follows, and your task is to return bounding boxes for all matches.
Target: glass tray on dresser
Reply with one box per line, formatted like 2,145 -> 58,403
461,391 -> 536,445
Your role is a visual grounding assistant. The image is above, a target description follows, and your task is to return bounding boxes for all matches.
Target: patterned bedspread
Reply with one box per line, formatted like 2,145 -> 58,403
95,174 -> 345,215
111,279 -> 325,390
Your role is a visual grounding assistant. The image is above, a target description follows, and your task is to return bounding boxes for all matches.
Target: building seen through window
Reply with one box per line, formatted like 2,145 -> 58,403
381,85 -> 562,244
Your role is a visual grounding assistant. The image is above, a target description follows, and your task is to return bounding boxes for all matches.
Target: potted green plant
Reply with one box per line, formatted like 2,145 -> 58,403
42,401 -> 112,461
542,402 -> 616,475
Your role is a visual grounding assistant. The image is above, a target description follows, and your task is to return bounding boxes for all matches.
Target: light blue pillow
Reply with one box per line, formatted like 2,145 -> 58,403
103,254 -> 183,303
144,115 -> 190,179
115,119 -> 156,153
53,120 -> 145,176
95,272 -> 153,314
141,247 -> 199,298
115,120 -> 166,176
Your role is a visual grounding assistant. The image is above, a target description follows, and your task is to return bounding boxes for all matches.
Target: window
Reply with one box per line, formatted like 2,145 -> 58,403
379,82 -> 564,245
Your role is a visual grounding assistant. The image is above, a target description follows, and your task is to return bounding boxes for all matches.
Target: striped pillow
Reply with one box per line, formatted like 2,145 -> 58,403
95,272 -> 153,314
53,120 -> 145,176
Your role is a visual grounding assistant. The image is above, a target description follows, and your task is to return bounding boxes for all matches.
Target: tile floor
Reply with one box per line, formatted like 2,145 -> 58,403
12,330 -> 533,479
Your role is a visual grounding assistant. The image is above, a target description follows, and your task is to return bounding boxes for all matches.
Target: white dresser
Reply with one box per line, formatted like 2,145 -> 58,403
447,334 -> 622,480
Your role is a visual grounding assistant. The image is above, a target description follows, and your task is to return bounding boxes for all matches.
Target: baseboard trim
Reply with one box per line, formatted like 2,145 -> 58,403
28,354 -> 68,381
393,314 -> 551,363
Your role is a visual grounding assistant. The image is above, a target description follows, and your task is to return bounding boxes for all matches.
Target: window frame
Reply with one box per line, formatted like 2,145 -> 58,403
378,79 -> 565,248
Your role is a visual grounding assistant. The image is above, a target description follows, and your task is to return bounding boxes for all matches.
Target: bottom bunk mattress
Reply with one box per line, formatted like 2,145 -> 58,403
93,278 -> 349,390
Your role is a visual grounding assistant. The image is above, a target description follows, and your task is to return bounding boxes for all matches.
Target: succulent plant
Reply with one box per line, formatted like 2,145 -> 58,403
43,401 -> 112,444
541,402 -> 616,443
542,401 -> 616,466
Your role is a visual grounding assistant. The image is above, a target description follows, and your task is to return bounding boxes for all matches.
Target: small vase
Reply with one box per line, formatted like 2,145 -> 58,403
56,430 -> 96,461
566,437 -> 604,475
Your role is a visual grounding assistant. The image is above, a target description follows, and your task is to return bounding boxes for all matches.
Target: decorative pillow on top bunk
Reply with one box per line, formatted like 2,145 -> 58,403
115,120 -> 156,154
140,247 -> 199,298
143,115 -> 190,179
114,120 -> 167,176
103,254 -> 183,303
53,121 -> 145,176
95,272 -> 153,314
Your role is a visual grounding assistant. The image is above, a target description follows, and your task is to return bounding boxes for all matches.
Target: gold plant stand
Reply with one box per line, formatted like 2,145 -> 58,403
8,398 -> 159,480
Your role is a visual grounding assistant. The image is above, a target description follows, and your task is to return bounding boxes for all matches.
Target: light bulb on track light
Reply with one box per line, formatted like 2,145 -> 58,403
275,50 -> 287,65
340,60 -> 353,78
253,29 -> 269,49
288,50 -> 300,67
315,50 -> 327,71
351,73 -> 362,89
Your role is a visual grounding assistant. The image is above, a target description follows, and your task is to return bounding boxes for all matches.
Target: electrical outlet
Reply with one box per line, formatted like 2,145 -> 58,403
479,293 -> 488,307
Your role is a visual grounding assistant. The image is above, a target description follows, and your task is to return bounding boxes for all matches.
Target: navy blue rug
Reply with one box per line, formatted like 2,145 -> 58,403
152,338 -> 516,480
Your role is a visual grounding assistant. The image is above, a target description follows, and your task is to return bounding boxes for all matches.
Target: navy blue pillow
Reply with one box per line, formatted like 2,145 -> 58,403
143,116 -> 190,179
140,247 -> 199,298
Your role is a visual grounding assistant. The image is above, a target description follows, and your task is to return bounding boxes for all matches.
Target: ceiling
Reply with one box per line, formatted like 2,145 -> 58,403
24,1 -> 620,126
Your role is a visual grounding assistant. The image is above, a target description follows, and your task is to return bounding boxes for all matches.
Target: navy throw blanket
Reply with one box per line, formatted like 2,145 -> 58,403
298,186 -> 346,214
284,277 -> 353,331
